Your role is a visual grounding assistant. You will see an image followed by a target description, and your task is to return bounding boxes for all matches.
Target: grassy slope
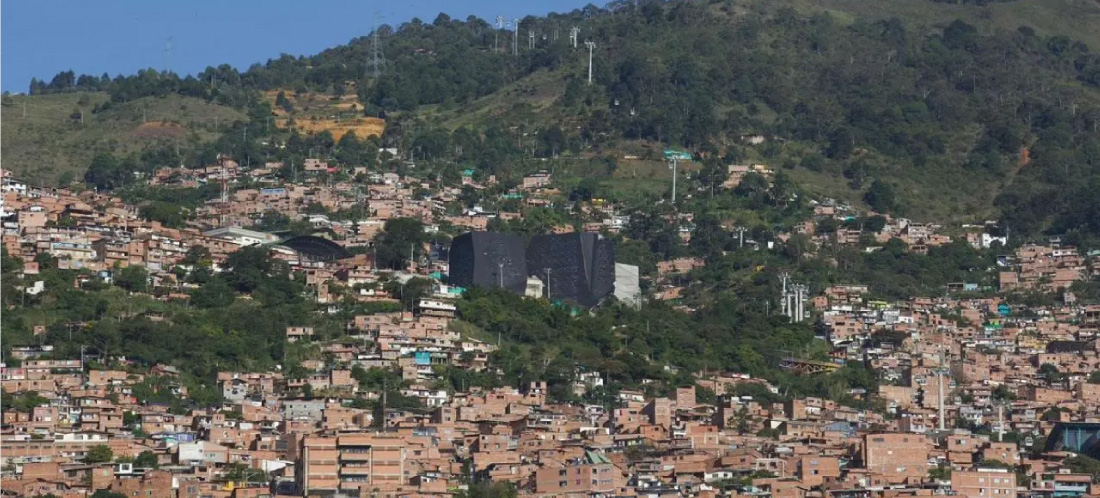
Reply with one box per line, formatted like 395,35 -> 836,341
1,92 -> 243,186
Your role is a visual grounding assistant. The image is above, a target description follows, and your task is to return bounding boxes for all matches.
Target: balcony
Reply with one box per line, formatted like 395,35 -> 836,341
340,452 -> 372,462
340,464 -> 372,475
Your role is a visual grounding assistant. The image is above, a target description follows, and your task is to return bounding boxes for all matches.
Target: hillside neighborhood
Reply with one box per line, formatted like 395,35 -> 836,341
5,0 -> 1100,497
3,154 -> 1100,498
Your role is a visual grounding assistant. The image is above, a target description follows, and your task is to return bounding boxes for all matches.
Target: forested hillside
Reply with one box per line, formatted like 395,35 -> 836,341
9,0 -> 1100,238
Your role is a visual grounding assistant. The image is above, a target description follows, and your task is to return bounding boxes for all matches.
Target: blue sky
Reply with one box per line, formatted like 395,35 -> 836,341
1,0 -> 593,92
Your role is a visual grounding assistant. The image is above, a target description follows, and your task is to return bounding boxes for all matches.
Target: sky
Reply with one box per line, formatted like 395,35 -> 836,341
1,0 -> 592,93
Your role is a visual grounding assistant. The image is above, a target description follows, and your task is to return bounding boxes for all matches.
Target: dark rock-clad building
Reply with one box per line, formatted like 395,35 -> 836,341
448,232 -> 528,293
448,231 -> 617,307
526,232 -> 615,307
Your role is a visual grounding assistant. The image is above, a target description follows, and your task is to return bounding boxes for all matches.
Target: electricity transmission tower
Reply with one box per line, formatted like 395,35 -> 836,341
163,36 -> 173,72
585,40 -> 596,84
513,18 -> 521,56
369,14 -> 386,78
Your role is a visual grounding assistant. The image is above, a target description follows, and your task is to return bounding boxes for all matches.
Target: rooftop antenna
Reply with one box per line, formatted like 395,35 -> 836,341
585,40 -> 596,84
370,13 -> 387,78
570,27 -> 580,48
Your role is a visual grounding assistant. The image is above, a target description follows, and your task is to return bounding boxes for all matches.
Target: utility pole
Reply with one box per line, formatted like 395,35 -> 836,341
529,30 -> 535,50
938,369 -> 946,431
669,156 -> 678,203
737,227 -> 747,248
780,273 -> 790,318
545,268 -> 552,299
495,16 -> 504,52
570,27 -> 580,48
585,40 -> 596,84
997,402 -> 1005,442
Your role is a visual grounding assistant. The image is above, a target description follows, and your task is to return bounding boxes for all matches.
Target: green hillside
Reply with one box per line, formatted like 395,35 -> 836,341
0,92 -> 243,185
785,0 -> 1100,50
6,0 -> 1100,235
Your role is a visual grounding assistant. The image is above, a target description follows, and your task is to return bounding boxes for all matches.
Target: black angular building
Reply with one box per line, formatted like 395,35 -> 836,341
526,232 -> 615,307
448,232 -> 528,293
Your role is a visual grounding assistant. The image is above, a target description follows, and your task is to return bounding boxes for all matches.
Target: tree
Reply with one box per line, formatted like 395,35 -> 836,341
864,180 -> 897,214
85,444 -> 114,463
826,127 -> 854,159
372,218 -> 428,270
84,153 -> 131,191
222,246 -> 276,293
133,450 -> 159,469
864,215 -> 888,233
1038,363 -> 1063,384
384,277 -> 434,310
929,465 -> 952,480
139,201 -> 188,228
458,481 -> 518,498
113,265 -> 149,293
190,277 -> 235,308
